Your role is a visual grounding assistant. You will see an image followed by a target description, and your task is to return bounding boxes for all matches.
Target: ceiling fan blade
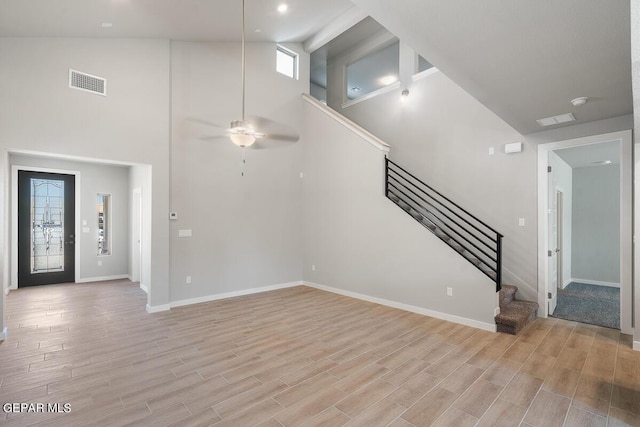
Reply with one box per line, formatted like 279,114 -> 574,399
249,139 -> 297,150
246,115 -> 300,145
263,133 -> 299,143
185,117 -> 228,129
199,135 -> 229,141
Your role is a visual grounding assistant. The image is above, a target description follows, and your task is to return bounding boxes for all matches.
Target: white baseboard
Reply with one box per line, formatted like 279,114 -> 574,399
562,278 -> 572,289
303,281 -> 497,333
76,274 -> 129,284
0,327 -> 7,341
170,281 -> 303,309
139,283 -> 148,293
634,341 -> 640,351
146,303 -> 170,313
570,278 -> 620,288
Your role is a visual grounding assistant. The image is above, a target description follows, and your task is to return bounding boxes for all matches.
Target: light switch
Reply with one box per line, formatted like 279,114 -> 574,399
82,227 -> 90,233
519,218 -> 525,227
178,229 -> 192,238
488,147 -> 495,155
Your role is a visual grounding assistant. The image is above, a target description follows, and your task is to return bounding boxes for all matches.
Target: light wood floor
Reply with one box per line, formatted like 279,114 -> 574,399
1,281 -> 640,427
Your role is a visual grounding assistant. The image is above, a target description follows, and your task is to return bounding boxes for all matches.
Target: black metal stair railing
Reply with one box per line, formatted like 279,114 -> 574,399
385,157 -> 503,292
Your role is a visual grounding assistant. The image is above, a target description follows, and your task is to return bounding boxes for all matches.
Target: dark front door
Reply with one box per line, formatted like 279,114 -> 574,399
18,170 -> 75,287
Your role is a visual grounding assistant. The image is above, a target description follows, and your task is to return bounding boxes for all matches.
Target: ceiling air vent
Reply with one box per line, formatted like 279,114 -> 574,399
69,69 -> 107,96
536,113 -> 575,127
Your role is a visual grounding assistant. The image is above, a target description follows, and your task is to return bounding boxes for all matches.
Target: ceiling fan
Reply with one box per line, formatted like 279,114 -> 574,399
223,0 -> 298,149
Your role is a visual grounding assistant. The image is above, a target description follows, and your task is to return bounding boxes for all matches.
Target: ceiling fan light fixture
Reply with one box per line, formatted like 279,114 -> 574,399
230,132 -> 256,148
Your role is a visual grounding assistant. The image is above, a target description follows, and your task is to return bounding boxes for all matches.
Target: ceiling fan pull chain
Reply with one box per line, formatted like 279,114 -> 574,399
241,147 -> 246,177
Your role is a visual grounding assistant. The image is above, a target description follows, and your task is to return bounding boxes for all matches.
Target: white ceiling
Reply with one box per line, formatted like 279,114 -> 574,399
0,0 -> 354,43
350,0 -> 633,135
555,141 -> 620,169
1,0 -> 632,136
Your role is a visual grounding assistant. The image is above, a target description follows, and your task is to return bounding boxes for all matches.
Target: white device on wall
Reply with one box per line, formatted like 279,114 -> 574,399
504,142 -> 523,154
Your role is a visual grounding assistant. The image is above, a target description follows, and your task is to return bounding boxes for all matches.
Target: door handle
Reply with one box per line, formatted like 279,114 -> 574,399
555,248 -> 560,253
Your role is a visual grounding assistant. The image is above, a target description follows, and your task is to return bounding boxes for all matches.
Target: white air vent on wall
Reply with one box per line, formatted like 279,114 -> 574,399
69,69 -> 107,96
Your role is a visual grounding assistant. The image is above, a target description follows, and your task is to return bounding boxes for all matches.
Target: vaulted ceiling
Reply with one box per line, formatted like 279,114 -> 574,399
0,0 -> 633,135
350,0 -> 633,135
0,0 -> 353,43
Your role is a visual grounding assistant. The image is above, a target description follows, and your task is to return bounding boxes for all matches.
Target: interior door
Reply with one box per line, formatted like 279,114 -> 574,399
18,170 -> 75,287
548,164 -> 558,314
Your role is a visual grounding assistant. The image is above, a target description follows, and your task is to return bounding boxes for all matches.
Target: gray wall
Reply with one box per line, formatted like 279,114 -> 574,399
302,100 -> 498,327
572,165 -> 620,284
0,37 -> 171,309
325,40 -> 537,301
548,151 -> 572,287
169,41 -> 309,303
10,155 -> 130,281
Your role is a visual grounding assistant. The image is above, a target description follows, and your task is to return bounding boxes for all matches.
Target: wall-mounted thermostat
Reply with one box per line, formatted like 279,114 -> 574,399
169,212 -> 178,220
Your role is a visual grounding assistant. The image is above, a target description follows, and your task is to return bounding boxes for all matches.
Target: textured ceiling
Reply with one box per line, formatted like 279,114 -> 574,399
555,141 -> 620,168
350,0 -> 632,135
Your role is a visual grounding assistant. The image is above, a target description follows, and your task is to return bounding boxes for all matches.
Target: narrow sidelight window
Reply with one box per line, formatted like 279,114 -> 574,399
97,194 -> 111,255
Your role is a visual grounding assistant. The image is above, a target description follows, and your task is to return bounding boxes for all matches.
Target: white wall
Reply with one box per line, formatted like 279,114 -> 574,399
168,41 -> 309,304
0,37 -> 171,314
9,155 -> 130,281
129,165 -> 152,292
632,0 -> 640,349
325,41 -> 537,301
548,151 -> 572,287
572,165 -> 620,285
302,100 -> 497,330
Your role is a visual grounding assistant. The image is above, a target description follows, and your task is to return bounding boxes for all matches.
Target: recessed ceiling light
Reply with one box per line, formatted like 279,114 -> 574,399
379,75 -> 398,86
101,22 -> 113,28
593,160 -> 612,165
277,3 -> 288,13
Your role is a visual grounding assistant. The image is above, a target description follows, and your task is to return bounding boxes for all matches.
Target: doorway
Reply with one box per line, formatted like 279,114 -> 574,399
131,187 -> 143,290
17,170 -> 76,287
537,130 -> 632,333
548,189 -> 563,316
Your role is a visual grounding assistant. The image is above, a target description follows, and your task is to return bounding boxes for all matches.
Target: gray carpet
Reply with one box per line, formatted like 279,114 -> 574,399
552,282 -> 619,329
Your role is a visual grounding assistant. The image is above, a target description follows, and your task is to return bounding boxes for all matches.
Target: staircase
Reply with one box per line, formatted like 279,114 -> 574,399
385,157 -> 503,291
495,285 -> 539,335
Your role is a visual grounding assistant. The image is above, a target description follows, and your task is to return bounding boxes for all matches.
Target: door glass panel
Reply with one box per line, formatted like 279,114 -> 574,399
30,178 -> 65,273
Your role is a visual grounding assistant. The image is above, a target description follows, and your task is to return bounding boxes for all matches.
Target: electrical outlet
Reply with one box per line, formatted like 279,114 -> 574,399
311,265 -> 316,272
186,276 -> 192,284
98,260 -> 103,266
518,218 -> 525,227
488,147 -> 495,155
446,287 -> 453,297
